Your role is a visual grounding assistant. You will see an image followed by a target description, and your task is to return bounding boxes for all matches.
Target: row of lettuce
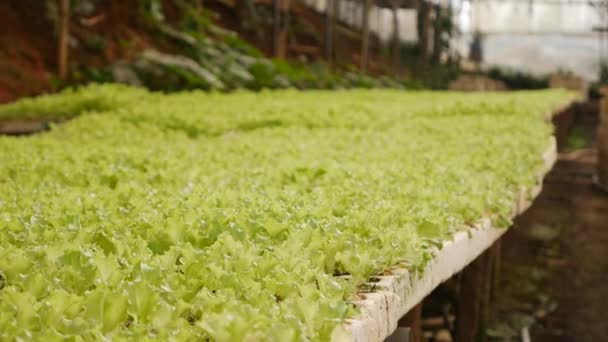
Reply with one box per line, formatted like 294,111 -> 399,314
0,85 -> 573,340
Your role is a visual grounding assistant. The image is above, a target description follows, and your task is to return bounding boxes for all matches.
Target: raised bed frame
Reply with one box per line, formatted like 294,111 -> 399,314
342,137 -> 558,342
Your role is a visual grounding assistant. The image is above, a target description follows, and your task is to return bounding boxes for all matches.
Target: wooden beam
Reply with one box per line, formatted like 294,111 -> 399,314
360,0 -> 371,71
273,0 -> 290,58
325,0 -> 334,63
480,242 -> 497,336
455,240 -> 502,342
386,328 -> 414,342
432,4 -> 441,63
391,0 -> 401,71
0,120 -> 52,136
490,239 -> 501,322
57,0 -> 70,80
398,302 -> 423,342
417,0 -> 431,64
455,247 -> 490,342
332,0 -> 340,64
273,0 -> 279,56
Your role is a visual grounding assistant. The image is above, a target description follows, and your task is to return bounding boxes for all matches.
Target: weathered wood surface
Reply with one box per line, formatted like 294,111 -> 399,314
0,120 -> 52,135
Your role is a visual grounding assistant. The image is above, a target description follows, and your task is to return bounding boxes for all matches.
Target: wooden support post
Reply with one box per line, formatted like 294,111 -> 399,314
360,0 -> 371,71
332,0 -> 340,64
273,0 -> 280,56
490,240 -> 501,322
480,244 -> 495,336
386,328 -> 414,342
273,0 -> 290,58
195,0 -> 204,12
398,302 -> 423,342
325,0 -> 334,63
431,4 -> 441,64
391,0 -> 401,72
417,0 -> 431,64
57,0 -> 70,80
455,246 -> 494,342
597,86 -> 608,191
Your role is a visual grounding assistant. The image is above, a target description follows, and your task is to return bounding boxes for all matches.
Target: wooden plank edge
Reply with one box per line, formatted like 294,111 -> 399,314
338,136 -> 557,342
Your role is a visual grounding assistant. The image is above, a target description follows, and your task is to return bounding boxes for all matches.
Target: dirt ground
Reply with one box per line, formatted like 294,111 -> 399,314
492,103 -> 608,341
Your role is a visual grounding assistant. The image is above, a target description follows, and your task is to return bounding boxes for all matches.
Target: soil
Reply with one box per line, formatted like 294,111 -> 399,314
0,1 -> 55,102
0,0 -> 398,104
0,1 -> 182,104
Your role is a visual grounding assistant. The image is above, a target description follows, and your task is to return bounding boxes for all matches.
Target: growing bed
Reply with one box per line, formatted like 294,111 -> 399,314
0,85 -> 574,341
